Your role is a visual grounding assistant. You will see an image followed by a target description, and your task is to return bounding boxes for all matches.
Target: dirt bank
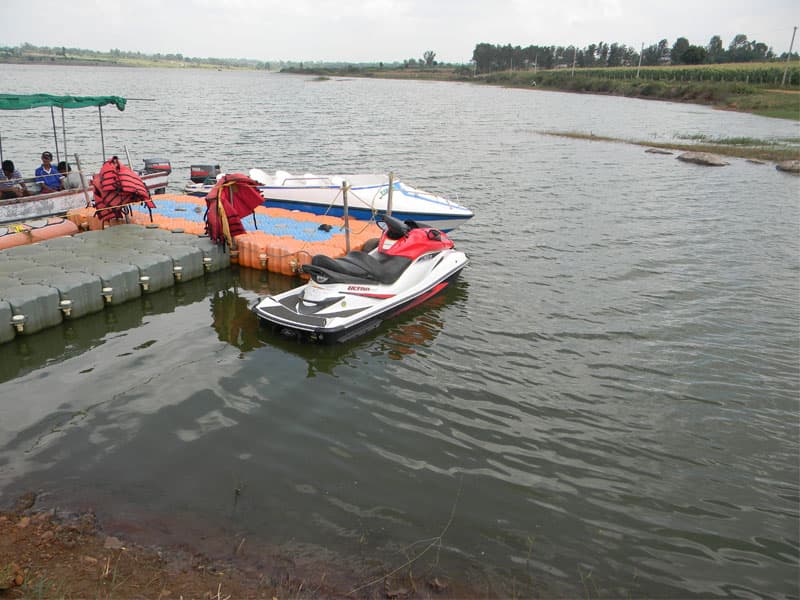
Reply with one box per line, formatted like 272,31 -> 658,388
0,492 -> 493,599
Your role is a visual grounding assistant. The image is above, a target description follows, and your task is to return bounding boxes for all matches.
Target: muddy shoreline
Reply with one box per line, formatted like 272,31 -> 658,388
0,491 -> 505,599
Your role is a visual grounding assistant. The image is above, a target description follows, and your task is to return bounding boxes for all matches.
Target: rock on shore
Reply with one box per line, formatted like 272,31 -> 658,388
677,152 -> 729,167
776,160 -> 800,174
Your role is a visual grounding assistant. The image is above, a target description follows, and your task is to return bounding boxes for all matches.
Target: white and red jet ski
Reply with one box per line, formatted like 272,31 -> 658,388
252,214 -> 468,343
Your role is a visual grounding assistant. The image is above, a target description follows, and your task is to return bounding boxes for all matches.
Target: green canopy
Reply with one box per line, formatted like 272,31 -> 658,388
0,94 -> 126,111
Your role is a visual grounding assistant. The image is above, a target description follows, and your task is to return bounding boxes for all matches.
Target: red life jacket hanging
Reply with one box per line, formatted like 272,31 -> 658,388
92,156 -> 155,223
204,173 -> 264,250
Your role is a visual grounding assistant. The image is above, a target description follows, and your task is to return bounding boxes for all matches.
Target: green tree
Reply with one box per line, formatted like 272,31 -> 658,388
682,45 -> 707,64
728,34 -> 750,61
707,35 -> 724,62
641,43 -> 661,66
657,39 -> 670,62
423,50 -> 436,66
671,37 -> 690,64
607,43 -> 624,66
585,43 -> 597,66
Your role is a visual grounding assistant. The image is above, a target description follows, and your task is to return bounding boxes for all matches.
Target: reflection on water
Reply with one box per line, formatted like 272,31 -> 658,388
210,288 -> 264,353
208,266 -> 470,375
0,263 -> 469,384
0,274 -> 218,384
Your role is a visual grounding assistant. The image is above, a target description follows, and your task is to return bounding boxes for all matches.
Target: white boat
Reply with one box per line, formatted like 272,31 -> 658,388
184,169 -> 474,232
0,94 -> 170,225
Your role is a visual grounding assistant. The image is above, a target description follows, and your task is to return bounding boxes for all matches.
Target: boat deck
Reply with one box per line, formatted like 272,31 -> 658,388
0,194 -> 382,344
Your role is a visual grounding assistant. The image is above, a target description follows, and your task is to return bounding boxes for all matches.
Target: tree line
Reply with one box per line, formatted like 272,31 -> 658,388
471,34 -> 798,73
0,43 -> 270,69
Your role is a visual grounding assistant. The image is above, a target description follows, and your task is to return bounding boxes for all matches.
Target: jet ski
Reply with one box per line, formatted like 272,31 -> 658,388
252,214 -> 468,343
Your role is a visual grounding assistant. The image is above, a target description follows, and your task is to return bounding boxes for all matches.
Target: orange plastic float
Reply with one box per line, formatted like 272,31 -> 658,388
0,217 -> 79,250
66,193 -> 383,277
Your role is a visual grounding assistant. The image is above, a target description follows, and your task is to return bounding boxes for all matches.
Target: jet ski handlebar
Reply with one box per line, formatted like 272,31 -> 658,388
379,214 -> 421,238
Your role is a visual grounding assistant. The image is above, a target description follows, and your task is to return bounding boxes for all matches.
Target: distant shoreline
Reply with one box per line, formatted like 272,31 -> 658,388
285,64 -> 800,121
0,57 -> 254,70
4,59 -> 798,162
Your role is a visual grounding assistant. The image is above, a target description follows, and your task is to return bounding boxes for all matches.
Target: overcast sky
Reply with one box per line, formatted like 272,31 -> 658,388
2,0 -> 798,63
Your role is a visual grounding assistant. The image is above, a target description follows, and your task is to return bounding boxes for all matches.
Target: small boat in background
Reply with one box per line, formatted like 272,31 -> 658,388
190,164 -> 221,183
0,160 -> 169,225
183,167 -> 473,231
0,94 -> 170,225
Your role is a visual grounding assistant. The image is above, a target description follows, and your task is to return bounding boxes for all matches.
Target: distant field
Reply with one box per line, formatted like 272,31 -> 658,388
524,62 -> 800,86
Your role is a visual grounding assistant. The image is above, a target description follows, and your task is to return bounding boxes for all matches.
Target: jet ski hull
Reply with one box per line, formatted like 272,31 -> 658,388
253,250 -> 467,343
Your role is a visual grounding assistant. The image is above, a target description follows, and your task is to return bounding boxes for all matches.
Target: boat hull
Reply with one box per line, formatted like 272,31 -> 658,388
258,197 -> 472,232
185,172 -> 473,231
0,171 -> 168,225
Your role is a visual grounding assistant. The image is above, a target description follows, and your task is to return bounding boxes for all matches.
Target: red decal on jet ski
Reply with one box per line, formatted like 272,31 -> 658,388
393,282 -> 448,315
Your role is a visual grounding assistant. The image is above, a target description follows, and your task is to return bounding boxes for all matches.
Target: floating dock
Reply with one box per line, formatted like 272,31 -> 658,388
67,194 -> 382,275
0,194 -> 382,343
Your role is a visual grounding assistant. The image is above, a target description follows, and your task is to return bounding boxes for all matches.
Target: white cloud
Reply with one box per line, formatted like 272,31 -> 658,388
1,0 -> 797,63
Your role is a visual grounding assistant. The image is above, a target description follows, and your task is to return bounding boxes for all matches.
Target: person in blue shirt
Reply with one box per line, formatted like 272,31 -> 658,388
35,151 -> 62,193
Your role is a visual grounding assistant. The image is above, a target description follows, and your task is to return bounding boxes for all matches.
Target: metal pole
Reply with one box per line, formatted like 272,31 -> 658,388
782,26 -> 798,87
636,42 -> 644,79
342,181 -> 351,253
98,106 -> 106,161
74,153 -> 91,208
571,45 -> 577,77
387,172 -> 394,216
61,106 -> 68,166
124,144 -> 132,168
50,106 -> 60,164
0,132 -> 3,164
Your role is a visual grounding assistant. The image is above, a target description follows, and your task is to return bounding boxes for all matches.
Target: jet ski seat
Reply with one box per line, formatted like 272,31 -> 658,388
305,251 -> 410,285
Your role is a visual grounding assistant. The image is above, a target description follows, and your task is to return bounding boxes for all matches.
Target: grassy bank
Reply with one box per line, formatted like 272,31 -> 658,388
289,62 -> 800,121
482,68 -> 800,120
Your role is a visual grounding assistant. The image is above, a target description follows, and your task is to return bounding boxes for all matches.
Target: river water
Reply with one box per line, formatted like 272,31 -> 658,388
1,65 -> 798,598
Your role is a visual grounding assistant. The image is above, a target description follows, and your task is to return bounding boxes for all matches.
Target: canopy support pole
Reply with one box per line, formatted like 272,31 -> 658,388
50,106 -> 60,164
61,107 -> 68,166
342,181 -> 351,253
74,153 -> 92,208
98,106 -> 106,161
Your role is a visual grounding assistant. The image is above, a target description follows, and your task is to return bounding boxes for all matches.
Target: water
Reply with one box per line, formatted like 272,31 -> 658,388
1,64 -> 798,598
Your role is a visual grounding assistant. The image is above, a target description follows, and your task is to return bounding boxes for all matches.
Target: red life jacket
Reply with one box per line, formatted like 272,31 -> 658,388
92,156 -> 155,222
204,173 -> 264,249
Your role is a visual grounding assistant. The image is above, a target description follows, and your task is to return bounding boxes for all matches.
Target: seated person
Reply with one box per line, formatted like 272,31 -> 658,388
57,161 -> 82,189
0,160 -> 29,199
35,151 -> 62,193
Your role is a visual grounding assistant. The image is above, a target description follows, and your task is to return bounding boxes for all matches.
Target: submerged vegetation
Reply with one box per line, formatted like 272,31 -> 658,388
542,131 -> 800,162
